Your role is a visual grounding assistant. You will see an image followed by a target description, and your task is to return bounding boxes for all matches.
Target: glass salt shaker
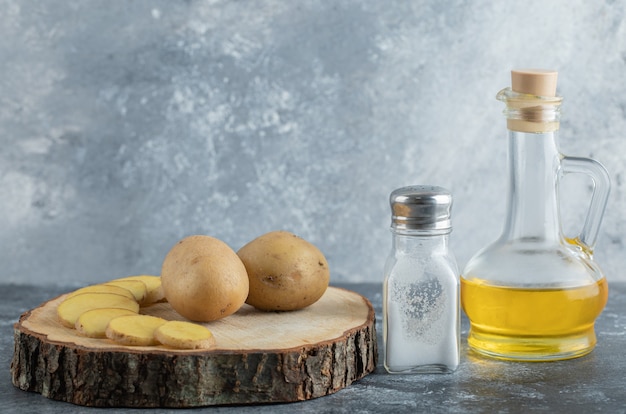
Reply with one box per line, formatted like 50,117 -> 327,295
383,185 -> 460,374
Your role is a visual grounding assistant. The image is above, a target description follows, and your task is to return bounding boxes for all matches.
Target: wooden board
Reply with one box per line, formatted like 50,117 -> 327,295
11,286 -> 377,407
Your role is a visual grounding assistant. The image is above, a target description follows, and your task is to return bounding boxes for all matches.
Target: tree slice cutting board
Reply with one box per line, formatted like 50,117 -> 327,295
11,286 -> 377,408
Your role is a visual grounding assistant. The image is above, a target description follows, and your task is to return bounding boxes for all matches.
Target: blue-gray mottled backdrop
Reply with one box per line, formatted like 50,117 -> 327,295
2,0 -> 625,285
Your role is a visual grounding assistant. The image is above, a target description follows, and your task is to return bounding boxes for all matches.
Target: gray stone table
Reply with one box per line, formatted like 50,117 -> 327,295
2,282 -> 626,413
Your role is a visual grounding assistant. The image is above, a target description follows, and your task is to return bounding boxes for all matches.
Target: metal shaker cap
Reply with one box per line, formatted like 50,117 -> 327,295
389,185 -> 452,231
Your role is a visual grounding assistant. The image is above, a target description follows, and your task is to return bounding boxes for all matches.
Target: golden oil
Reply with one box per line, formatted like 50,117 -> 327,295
461,277 -> 608,361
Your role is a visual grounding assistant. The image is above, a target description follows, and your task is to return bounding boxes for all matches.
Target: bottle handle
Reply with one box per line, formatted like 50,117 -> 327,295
560,156 -> 611,251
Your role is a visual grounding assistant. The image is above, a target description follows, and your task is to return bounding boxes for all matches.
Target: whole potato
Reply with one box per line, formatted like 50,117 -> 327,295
161,235 -> 249,322
237,231 -> 330,311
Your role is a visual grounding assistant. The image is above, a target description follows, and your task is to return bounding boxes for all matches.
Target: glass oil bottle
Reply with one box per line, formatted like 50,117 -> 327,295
461,69 -> 611,361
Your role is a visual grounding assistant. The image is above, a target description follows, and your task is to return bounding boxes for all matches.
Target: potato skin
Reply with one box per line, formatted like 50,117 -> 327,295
237,231 -> 330,311
161,235 -> 249,322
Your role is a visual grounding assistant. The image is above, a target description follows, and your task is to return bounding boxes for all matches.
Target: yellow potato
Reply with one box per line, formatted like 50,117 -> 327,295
56,292 -> 140,328
105,315 -> 167,346
161,235 -> 249,322
154,321 -> 216,349
75,308 -> 138,338
103,279 -> 148,303
111,275 -> 165,305
237,230 -> 330,311
66,284 -> 135,300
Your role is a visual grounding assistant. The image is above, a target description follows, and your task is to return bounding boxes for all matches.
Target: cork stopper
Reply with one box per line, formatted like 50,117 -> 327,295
511,69 -> 558,97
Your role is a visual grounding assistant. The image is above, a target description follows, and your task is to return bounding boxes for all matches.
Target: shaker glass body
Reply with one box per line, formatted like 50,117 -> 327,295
384,230 -> 460,373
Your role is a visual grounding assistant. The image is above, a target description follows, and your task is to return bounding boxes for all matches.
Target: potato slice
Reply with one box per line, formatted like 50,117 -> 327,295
105,315 -> 167,346
111,275 -> 164,305
66,284 -> 135,300
103,279 -> 148,303
57,293 -> 140,328
75,308 -> 137,338
154,321 -> 216,350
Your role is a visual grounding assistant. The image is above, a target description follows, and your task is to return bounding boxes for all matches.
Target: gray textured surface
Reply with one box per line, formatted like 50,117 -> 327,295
2,0 -> 626,285
3,282 -> 626,413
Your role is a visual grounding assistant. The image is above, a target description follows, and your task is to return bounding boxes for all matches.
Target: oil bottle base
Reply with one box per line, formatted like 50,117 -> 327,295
467,328 -> 597,362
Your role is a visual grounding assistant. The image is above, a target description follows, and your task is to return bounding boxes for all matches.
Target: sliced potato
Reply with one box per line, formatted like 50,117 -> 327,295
111,275 -> 164,305
105,315 -> 167,346
57,293 -> 140,328
103,279 -> 148,303
66,284 -> 135,300
75,308 -> 137,338
154,321 -> 216,349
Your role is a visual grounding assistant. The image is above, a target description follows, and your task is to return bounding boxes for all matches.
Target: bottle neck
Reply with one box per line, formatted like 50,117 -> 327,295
501,129 -> 562,244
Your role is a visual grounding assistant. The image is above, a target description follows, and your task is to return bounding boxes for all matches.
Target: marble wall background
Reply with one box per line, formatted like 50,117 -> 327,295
1,0 -> 625,285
